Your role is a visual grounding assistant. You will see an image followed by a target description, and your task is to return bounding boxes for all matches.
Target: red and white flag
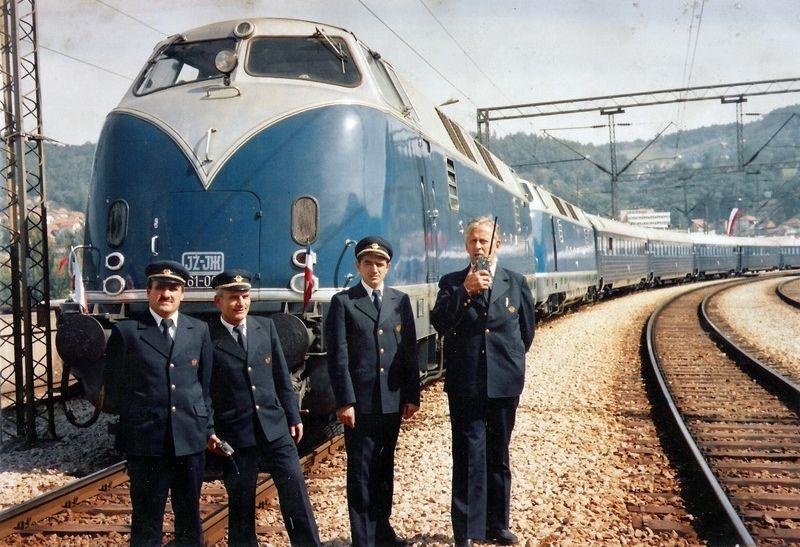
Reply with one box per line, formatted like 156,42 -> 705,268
69,247 -> 88,313
302,242 -> 315,309
726,207 -> 741,236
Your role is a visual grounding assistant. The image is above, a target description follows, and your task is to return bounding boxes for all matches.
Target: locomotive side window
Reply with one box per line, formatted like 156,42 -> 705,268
107,200 -> 129,248
135,38 -> 237,96
247,36 -> 361,87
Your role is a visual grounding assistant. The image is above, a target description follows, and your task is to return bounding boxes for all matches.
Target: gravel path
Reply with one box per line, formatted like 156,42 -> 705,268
715,275 -> 800,367
0,402 -> 117,512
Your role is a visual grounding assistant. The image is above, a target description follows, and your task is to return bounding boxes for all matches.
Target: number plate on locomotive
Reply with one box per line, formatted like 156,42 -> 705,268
182,252 -> 224,288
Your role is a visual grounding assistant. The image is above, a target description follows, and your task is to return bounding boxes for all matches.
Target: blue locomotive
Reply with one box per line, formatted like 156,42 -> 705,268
57,18 -> 800,422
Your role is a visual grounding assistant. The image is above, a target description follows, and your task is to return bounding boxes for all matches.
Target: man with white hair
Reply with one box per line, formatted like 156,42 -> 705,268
431,216 -> 536,547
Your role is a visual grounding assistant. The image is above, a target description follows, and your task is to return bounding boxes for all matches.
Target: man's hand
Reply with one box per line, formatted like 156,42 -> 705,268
336,404 -> 356,429
463,267 -> 492,295
402,403 -> 419,420
207,434 -> 221,454
289,423 -> 304,444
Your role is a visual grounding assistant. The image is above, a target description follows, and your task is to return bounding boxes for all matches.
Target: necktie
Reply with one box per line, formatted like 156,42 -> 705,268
234,324 -> 247,352
372,289 -> 382,312
161,318 -> 173,345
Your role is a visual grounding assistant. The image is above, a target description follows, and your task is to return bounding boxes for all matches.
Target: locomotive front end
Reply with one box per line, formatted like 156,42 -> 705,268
57,18 -> 419,421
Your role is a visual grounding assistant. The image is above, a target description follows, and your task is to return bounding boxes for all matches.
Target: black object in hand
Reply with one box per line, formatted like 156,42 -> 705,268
475,256 -> 490,272
217,440 -> 235,458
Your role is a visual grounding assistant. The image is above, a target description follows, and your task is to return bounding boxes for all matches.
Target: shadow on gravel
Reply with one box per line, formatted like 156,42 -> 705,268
638,324 -> 740,545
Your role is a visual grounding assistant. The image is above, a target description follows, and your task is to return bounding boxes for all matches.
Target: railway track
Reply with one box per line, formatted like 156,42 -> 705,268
645,275 -> 800,545
0,435 -> 345,545
776,276 -> 800,309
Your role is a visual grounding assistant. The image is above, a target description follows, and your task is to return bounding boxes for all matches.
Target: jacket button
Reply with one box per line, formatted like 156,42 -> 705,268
247,366 -> 252,372
171,384 -> 176,391
485,328 -> 490,333
171,406 -> 176,412
169,363 -> 175,368
484,313 -> 488,317
379,348 -> 384,354
255,404 -> 260,410
378,329 -> 383,335
251,385 -> 256,391
380,367 -> 385,373
481,349 -> 485,354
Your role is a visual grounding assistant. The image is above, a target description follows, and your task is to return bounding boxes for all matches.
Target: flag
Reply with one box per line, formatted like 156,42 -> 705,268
726,207 -> 741,236
56,255 -> 68,274
69,247 -> 88,313
302,242 -> 315,309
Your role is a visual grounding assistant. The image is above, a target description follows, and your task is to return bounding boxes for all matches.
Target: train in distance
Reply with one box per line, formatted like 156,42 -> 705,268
54,17 -> 800,428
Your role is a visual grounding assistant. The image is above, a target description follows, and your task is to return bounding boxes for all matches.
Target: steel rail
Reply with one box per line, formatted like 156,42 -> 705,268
775,277 -> 800,310
0,461 -> 128,540
645,280 -> 756,547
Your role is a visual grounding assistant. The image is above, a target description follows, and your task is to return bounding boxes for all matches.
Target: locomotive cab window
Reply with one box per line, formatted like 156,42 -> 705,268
135,38 -> 237,95
247,36 -> 361,86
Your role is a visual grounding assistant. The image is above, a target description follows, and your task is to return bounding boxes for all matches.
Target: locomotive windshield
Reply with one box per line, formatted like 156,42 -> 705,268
245,36 -> 361,87
135,38 -> 237,95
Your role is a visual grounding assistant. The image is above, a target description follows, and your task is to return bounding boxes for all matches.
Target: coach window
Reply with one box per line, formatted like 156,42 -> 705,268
247,36 -> 361,86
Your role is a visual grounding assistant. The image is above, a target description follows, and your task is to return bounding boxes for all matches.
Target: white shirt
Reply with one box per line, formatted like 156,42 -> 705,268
149,308 -> 179,339
220,316 -> 247,343
360,279 -> 385,300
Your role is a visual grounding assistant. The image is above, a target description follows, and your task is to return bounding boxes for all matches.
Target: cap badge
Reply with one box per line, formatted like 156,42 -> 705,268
233,275 -> 243,283
370,243 -> 379,250
163,269 -> 172,276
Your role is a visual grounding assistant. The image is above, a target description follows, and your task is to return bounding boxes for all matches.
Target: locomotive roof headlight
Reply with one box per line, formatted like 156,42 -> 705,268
102,275 -> 126,296
234,20 -> 254,38
105,252 -> 125,271
215,49 -> 238,76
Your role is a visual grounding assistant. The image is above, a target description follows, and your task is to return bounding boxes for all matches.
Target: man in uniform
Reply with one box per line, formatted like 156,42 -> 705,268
325,236 -> 420,547
207,270 -> 320,547
431,217 -> 536,547
103,260 -> 214,546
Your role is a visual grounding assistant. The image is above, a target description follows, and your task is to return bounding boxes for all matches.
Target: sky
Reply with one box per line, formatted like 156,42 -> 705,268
36,0 -> 800,146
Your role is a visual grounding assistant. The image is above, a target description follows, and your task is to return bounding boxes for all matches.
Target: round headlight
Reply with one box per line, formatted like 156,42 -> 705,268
289,272 -> 319,294
234,21 -> 254,38
215,49 -> 238,75
105,252 -> 125,271
102,275 -> 126,296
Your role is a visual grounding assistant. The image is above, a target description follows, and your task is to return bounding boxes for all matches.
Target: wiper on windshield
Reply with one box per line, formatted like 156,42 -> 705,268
313,27 -> 347,74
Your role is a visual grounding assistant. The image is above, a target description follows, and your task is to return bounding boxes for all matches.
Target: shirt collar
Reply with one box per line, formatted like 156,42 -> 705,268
360,279 -> 385,296
220,316 -> 246,337
149,307 -> 179,328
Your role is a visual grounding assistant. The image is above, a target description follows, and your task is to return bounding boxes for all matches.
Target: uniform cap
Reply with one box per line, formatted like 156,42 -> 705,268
355,236 -> 393,261
211,269 -> 252,291
145,260 -> 190,285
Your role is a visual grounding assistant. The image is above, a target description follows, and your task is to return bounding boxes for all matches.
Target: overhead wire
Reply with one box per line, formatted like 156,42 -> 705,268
415,0 -> 546,164
39,44 -> 133,81
90,0 -> 167,37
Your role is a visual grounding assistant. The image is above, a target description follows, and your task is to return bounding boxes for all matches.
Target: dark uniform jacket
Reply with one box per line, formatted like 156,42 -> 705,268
104,312 -> 214,457
325,283 -> 420,414
209,315 -> 301,449
431,265 -> 536,398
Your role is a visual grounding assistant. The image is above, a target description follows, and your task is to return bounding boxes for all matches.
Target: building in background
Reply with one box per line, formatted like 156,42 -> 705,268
619,209 -> 671,229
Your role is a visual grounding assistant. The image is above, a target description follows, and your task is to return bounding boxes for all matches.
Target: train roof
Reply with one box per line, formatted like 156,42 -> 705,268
585,213 -> 653,240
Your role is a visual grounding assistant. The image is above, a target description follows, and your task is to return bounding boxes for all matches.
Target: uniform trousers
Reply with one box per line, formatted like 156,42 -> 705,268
448,395 -> 519,541
344,412 -> 402,547
127,451 -> 205,547
222,430 -> 320,547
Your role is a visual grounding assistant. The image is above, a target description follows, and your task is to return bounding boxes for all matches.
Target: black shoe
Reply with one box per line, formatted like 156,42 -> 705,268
376,527 -> 408,547
487,528 -> 518,545
453,539 -> 473,547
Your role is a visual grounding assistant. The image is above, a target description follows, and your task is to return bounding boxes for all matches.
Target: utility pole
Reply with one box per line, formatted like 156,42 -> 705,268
0,0 -> 54,443
602,107 -> 623,218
